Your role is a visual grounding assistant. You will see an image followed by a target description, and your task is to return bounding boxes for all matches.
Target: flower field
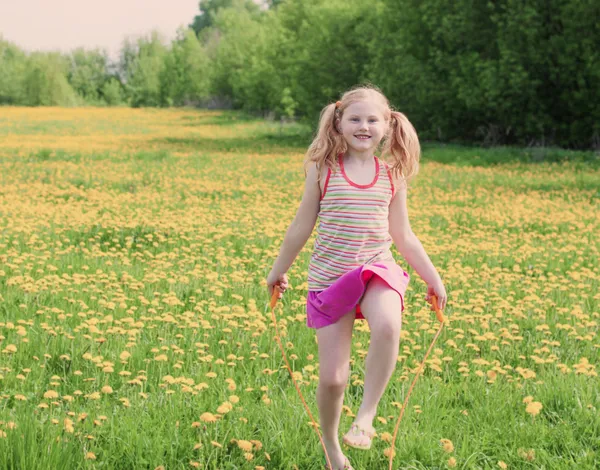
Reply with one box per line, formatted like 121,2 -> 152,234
0,107 -> 598,469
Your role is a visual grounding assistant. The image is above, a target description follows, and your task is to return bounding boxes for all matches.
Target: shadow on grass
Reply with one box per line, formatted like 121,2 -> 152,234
151,132 -> 313,155
421,142 -> 600,168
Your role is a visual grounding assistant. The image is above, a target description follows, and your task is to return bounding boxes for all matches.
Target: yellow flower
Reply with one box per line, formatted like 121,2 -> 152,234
217,402 -> 233,414
448,457 -> 457,467
200,412 -> 217,423
43,390 -> 59,399
498,461 -> 508,469
85,452 -> 96,460
526,401 -> 543,416
383,447 -> 396,458
440,438 -> 454,453
237,440 -> 253,452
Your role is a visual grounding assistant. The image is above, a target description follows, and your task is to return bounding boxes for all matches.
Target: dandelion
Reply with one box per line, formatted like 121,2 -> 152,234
383,447 -> 396,458
200,412 -> 217,423
526,401 -> 543,417
217,402 -> 233,414
237,440 -> 253,451
440,438 -> 454,453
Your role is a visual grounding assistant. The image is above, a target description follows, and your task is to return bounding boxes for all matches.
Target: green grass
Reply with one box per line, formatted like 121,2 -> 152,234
0,107 -> 598,469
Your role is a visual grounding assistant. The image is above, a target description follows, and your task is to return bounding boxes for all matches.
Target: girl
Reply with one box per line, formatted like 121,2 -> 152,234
267,85 -> 447,470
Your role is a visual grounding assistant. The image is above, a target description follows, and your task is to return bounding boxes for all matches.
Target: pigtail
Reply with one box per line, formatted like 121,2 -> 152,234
381,110 -> 420,185
303,102 -> 347,182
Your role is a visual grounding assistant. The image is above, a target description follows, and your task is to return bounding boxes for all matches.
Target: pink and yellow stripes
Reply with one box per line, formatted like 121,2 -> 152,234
308,154 -> 396,291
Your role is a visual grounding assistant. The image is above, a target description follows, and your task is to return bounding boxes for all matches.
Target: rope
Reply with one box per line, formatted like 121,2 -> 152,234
388,295 -> 445,469
267,288 -> 446,470
268,288 -> 333,469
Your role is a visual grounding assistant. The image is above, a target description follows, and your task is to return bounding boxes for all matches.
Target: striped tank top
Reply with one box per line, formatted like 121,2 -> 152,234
307,154 -> 396,291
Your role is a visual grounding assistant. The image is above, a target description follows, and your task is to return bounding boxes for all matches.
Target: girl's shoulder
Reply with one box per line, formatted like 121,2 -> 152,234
305,161 -> 331,197
380,159 -> 408,199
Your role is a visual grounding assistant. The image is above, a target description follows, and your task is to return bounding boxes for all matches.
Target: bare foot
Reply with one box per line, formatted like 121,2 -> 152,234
323,440 -> 352,469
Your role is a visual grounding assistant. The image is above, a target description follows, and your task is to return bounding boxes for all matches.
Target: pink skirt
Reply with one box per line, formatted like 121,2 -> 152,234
306,261 -> 410,329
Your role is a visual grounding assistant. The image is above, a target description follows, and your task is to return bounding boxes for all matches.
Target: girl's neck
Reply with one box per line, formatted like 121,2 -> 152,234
343,150 -> 376,165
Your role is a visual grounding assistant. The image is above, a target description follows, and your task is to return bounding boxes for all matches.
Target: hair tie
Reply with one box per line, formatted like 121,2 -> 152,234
335,101 -> 342,109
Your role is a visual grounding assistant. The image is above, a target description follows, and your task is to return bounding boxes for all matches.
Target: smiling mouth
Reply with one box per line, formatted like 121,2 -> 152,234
355,135 -> 371,140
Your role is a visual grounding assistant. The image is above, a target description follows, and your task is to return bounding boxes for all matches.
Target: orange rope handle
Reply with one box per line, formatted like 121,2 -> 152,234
388,294 -> 445,469
269,288 -> 333,470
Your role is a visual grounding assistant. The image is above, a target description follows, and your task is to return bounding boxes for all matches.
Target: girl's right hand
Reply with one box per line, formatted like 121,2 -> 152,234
267,271 -> 289,300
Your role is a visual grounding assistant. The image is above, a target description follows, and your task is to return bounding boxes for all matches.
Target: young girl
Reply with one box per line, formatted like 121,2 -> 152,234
267,85 -> 447,470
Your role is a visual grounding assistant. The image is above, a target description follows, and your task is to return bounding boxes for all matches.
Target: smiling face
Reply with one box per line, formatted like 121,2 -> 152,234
337,100 -> 387,155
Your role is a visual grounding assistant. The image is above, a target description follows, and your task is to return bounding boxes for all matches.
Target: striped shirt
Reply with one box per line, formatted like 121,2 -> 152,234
307,154 -> 396,291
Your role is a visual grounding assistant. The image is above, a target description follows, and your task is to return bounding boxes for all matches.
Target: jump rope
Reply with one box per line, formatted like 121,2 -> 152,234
267,285 -> 446,470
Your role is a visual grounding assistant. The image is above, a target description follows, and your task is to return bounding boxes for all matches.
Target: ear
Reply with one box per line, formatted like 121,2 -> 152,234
335,119 -> 342,134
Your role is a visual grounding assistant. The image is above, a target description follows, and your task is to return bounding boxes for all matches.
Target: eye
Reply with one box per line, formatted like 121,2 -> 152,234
369,119 -> 378,123
351,118 -> 359,122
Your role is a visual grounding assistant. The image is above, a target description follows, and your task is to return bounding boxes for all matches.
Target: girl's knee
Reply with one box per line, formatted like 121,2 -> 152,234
319,369 -> 350,392
372,317 -> 402,342
361,278 -> 403,338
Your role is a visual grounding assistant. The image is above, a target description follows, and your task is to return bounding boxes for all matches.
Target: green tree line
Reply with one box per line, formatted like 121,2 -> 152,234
1,0 -> 598,148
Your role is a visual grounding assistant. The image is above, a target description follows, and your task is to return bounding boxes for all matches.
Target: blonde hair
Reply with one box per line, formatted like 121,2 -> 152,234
304,84 -> 420,186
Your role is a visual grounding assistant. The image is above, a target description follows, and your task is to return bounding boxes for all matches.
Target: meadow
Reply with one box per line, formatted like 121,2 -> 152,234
0,107 -> 598,470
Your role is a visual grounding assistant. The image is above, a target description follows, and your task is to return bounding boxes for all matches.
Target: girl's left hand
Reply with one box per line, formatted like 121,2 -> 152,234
426,280 -> 447,312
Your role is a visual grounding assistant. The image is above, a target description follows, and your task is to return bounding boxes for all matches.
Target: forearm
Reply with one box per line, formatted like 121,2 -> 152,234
270,221 -> 313,275
395,233 -> 442,286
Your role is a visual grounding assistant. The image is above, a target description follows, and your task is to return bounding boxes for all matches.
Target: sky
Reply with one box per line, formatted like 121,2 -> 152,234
0,0 -> 200,59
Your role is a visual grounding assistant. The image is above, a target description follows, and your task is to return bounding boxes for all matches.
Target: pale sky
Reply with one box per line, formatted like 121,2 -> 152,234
0,0 -> 200,59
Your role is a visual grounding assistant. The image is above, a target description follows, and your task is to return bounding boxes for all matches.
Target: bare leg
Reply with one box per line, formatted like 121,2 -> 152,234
316,310 -> 355,468
344,277 -> 403,446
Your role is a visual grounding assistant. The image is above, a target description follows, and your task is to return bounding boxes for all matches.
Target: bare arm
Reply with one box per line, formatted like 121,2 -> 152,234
388,176 -> 443,288
268,162 -> 322,282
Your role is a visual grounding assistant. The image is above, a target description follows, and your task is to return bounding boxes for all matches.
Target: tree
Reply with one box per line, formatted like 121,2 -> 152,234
189,0 -> 261,38
67,48 -> 110,104
0,37 -> 27,104
23,53 -> 79,106
120,31 -> 167,107
160,28 -> 211,106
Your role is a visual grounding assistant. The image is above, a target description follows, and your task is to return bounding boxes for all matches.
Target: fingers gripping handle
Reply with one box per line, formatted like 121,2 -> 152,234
430,294 -> 446,323
270,286 -> 280,310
